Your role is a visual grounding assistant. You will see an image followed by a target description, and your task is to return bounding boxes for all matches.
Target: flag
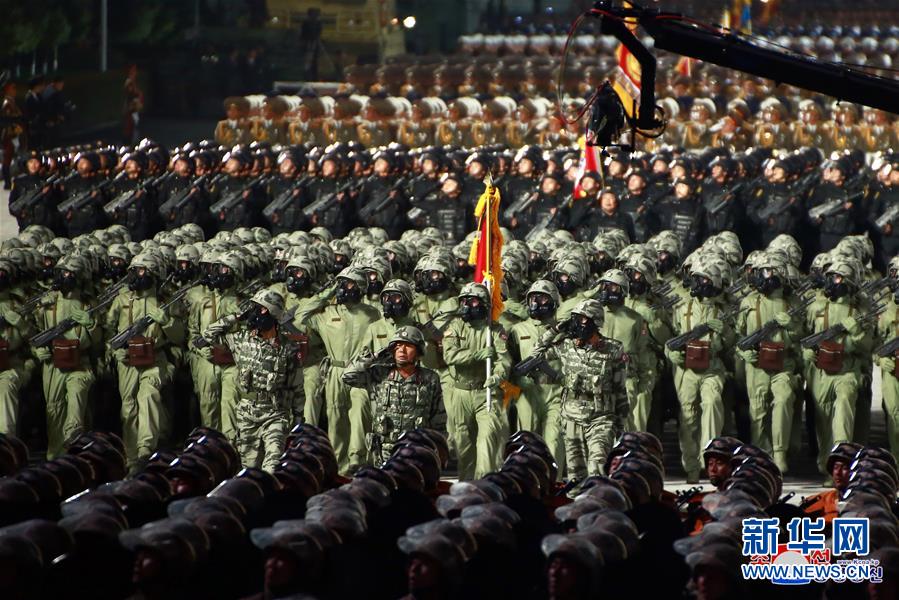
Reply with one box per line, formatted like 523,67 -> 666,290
572,133 -> 600,201
611,1 -> 641,119
675,56 -> 695,77
468,175 -> 504,322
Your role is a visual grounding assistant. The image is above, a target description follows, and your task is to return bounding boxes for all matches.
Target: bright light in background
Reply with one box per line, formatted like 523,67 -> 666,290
403,16 -> 416,29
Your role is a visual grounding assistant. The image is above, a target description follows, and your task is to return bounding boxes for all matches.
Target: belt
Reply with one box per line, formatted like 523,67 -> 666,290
330,359 -> 348,368
454,381 -> 483,391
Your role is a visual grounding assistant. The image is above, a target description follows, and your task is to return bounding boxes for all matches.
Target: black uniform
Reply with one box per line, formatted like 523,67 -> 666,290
419,192 -> 473,244
160,174 -> 213,234
61,174 -> 108,237
356,174 -> 409,239
807,181 -> 859,252
747,182 -> 802,247
107,175 -> 158,241
651,194 -> 706,254
210,174 -> 266,231
700,179 -> 743,235
9,172 -> 58,232
572,205 -> 636,242
304,175 -> 353,238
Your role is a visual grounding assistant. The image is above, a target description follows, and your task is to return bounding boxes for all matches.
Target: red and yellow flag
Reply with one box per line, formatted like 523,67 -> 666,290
468,175 -> 504,322
612,1 -> 641,119
573,133 -> 600,201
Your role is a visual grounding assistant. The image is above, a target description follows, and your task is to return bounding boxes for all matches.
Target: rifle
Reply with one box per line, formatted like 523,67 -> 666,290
807,189 -> 864,221
102,173 -> 166,219
108,279 -> 200,350
502,191 -> 539,223
262,175 -> 311,222
29,293 -> 117,347
755,194 -> 796,222
675,486 -> 704,509
157,174 -> 211,220
0,286 -> 57,328
725,278 -> 746,296
875,203 -> 899,230
649,294 -> 682,312
9,173 -> 61,216
524,204 -> 563,243
57,172 -> 125,214
301,180 -> 362,219
666,305 -> 742,352
208,174 -> 272,218
705,181 -> 745,216
417,308 -> 463,342
237,278 -> 266,299
876,335 -> 899,358
860,276 -> 891,297
800,303 -> 885,349
512,354 -> 561,382
651,281 -> 672,297
358,176 -> 410,223
736,294 -> 814,351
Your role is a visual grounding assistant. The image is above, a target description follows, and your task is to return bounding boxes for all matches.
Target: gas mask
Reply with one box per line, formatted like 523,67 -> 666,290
592,253 -> 615,276
214,268 -> 235,291
626,270 -> 649,296
381,292 -> 411,319
554,273 -> 578,299
571,315 -> 598,342
285,268 -> 310,295
810,268 -> 827,289
128,270 -> 155,292
455,260 -> 474,280
823,274 -> 850,300
460,297 -> 488,322
658,252 -> 676,275
336,280 -> 362,304
40,260 -> 55,281
756,269 -> 782,296
247,306 -> 276,331
173,262 -> 196,285
527,293 -> 555,320
366,272 -> 384,296
106,259 -> 127,281
690,275 -> 720,299
54,271 -> 77,294
598,283 -> 625,307
332,255 -> 349,274
422,271 -> 450,295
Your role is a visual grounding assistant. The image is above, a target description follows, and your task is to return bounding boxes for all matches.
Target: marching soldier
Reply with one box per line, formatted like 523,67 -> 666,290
343,326 -> 445,464
435,98 -> 480,147
397,98 -> 444,148
875,263 -> 899,462
322,95 -> 363,144
506,98 -> 549,148
441,282 -> 510,480
201,289 -> 302,471
681,98 -> 715,150
104,253 -> 176,470
734,253 -> 801,471
508,279 -> 565,465
665,258 -> 735,483
530,299 -> 629,478
0,258 -> 31,436
106,150 -> 157,242
214,96 -> 252,147
651,177 -> 706,255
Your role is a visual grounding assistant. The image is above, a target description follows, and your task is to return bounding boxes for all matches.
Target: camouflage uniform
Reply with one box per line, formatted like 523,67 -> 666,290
342,326 -> 446,464
533,299 -> 628,479
0,259 -> 30,436
203,289 -> 301,472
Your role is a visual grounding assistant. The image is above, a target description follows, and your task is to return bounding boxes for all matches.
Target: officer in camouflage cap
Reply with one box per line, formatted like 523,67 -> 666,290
530,299 -> 628,478
343,325 -> 445,464
201,288 -> 302,471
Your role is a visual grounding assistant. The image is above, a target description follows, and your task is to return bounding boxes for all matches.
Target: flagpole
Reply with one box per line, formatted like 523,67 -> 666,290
484,176 -> 494,412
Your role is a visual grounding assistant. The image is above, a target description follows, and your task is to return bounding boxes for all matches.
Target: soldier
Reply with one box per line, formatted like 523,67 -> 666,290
9,150 -> 59,233
700,156 -> 742,236
0,258 -> 31,436
791,100 -> 835,155
680,98 -> 715,149
876,264 -> 899,462
618,170 -> 654,243
734,253 -> 801,472
747,158 -> 803,247
265,147 -> 309,235
831,102 -> 863,152
530,299 -> 629,478
360,279 -> 418,355
210,147 -> 266,231
158,153 -> 211,233
250,96 -> 289,145
573,187 -> 635,242
799,442 -> 862,522
506,98 -> 549,148
435,98 -> 479,147
803,259 -> 872,475
60,151 -> 109,237
666,258 -> 735,483
201,289 -> 301,471
214,97 -> 251,147
753,97 -> 791,149
442,282 -> 510,480
322,95 -> 364,144
861,107 -> 899,153
1,80 -> 24,189
807,158 -> 860,252
356,150 -> 409,239
30,254 -> 97,457
869,158 -> 899,268
188,252 -> 243,439
508,279 -> 565,465
296,267 -> 381,473
106,150 -> 157,242
511,171 -> 567,234
305,150 -> 353,238
397,98 -> 444,148
343,326 -> 445,464
104,253 -> 176,470
651,177 -> 706,255
357,96 -> 397,148
552,256 -> 589,321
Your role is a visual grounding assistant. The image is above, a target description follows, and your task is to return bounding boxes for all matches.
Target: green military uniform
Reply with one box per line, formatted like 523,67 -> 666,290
803,260 -> 872,473
203,289 -> 301,472
532,299 -> 628,479
875,276 -> 899,463
104,254 -> 176,469
508,280 -> 565,466
188,253 -> 243,438
734,254 -> 801,471
342,326 -> 446,464
665,260 -> 735,481
31,255 -> 97,457
0,259 -> 30,436
442,283 -> 511,480
297,267 -> 381,473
